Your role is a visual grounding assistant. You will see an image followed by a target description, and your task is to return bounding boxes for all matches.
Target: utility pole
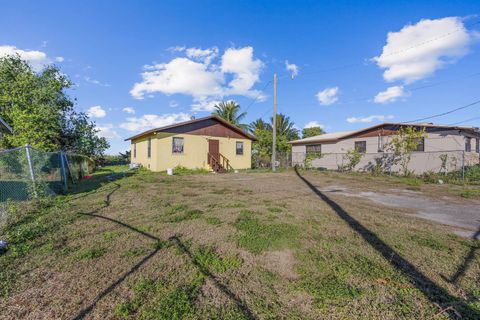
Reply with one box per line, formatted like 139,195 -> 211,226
272,73 -> 277,172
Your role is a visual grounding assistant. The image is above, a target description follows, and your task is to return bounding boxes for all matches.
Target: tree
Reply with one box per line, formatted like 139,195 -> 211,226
249,113 -> 299,167
212,101 -> 247,129
302,126 -> 325,139
0,55 -> 109,158
385,126 -> 426,176
272,113 -> 299,142
61,111 -> 109,157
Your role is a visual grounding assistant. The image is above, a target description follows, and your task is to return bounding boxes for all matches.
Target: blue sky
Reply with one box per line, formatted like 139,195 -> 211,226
1,0 -> 479,153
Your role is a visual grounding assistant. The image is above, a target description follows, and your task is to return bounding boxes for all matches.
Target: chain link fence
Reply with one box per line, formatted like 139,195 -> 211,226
291,150 -> 480,178
0,145 -> 94,232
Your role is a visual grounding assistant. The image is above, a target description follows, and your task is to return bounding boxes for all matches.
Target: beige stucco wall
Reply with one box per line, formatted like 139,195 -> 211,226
292,130 -> 480,173
131,133 -> 252,172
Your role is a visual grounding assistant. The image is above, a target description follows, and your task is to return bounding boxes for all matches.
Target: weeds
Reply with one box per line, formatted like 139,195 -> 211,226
78,247 -> 107,260
234,210 -> 299,254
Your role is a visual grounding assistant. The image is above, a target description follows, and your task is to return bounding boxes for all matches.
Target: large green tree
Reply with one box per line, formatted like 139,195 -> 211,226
212,100 -> 247,129
250,113 -> 299,161
302,126 -> 325,138
0,55 -> 108,158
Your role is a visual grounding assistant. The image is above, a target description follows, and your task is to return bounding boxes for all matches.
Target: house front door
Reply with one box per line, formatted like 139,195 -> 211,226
208,139 -> 219,158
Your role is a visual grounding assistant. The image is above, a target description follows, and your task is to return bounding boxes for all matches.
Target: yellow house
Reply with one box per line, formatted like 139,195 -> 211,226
125,115 -> 256,172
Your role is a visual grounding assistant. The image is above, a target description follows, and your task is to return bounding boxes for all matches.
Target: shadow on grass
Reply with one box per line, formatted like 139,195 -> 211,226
294,167 -> 480,319
72,181 -> 256,319
447,227 -> 480,284
169,235 -> 256,320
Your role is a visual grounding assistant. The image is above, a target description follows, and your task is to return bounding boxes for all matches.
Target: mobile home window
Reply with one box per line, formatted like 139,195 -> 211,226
306,144 -> 321,154
133,143 -> 136,158
354,141 -> 366,153
147,138 -> 151,158
465,137 -> 472,152
415,138 -> 425,152
476,138 -> 479,153
172,137 -> 184,153
236,141 -> 244,155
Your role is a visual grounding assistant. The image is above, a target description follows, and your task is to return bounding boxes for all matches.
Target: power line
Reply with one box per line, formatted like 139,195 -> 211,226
243,80 -> 273,113
449,115 -> 480,126
276,19 -> 480,80
402,99 -> 480,124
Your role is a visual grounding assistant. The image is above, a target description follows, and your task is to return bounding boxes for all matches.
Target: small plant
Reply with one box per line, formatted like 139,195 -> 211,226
304,152 -> 322,169
78,247 -> 107,260
385,126 -> 426,176
205,217 -> 222,225
439,154 -> 448,175
342,149 -> 363,172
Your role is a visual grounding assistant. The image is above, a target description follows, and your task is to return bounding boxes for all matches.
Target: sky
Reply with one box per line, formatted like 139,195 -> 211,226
1,0 -> 479,154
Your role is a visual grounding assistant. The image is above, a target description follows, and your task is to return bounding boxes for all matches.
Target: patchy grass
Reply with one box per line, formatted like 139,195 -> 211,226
1,166 -> 479,319
460,187 -> 480,199
234,210 -> 300,254
77,247 -> 108,260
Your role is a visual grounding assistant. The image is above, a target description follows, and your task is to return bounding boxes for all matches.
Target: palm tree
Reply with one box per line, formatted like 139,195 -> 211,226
248,118 -> 270,134
212,101 -> 247,129
271,113 -> 299,140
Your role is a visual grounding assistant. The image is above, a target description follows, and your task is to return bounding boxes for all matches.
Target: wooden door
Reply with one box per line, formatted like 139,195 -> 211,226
208,139 -> 219,158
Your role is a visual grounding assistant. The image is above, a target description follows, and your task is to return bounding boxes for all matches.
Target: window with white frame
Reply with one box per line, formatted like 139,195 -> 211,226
354,141 -> 366,153
172,137 -> 184,153
465,137 -> 472,152
306,144 -> 321,154
236,141 -> 244,155
415,137 -> 425,152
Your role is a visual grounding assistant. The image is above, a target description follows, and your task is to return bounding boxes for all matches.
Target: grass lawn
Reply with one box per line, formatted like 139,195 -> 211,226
0,166 -> 479,319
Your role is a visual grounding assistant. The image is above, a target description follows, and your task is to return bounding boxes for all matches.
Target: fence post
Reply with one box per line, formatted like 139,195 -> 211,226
59,151 -> 68,192
25,144 -> 37,197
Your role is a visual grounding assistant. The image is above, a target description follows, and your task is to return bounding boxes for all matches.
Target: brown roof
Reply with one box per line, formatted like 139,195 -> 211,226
124,115 -> 256,141
289,122 -> 480,145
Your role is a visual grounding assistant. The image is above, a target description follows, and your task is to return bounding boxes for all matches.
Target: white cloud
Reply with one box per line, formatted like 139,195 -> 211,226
84,76 -> 111,87
87,105 -> 107,118
96,124 -> 120,139
374,17 -> 474,84
130,57 -> 224,99
55,56 -> 64,62
122,107 -> 135,114
346,115 -> 394,123
285,60 -> 299,78
191,98 -> 222,112
221,47 -> 264,97
0,45 -> 51,71
169,100 -> 179,108
185,47 -> 218,64
119,113 -> 191,132
374,86 -> 409,104
316,87 -> 339,105
304,121 -> 325,129
131,46 -> 264,109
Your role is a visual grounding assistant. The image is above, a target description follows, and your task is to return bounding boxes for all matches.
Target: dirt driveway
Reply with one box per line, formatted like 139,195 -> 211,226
316,185 -> 480,238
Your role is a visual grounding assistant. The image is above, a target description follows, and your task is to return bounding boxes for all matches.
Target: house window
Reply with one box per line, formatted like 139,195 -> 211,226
306,144 -> 321,154
133,143 -> 136,158
465,137 -> 472,152
354,141 -> 366,153
147,138 -> 151,158
415,137 -> 425,152
476,138 -> 479,153
172,137 -> 184,153
236,141 -> 244,155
